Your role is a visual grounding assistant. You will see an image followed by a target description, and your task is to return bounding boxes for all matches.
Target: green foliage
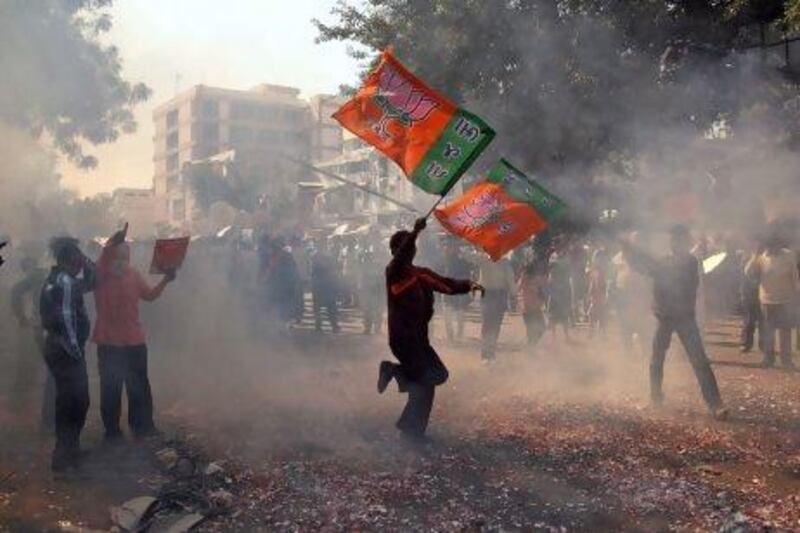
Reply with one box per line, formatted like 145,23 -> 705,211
315,0 -> 798,180
0,0 -> 151,168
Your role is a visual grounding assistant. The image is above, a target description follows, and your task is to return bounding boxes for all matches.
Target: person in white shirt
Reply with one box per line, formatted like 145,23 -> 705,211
745,235 -> 799,369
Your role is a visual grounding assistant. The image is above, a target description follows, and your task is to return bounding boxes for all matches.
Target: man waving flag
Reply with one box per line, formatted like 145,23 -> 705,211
333,49 -> 494,196
435,159 -> 566,260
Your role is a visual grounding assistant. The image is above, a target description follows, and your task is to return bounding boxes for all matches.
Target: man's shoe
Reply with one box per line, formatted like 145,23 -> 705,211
711,406 -> 729,421
104,429 -> 124,442
52,449 -> 82,473
782,360 -> 797,371
378,361 -> 395,394
760,360 -> 775,369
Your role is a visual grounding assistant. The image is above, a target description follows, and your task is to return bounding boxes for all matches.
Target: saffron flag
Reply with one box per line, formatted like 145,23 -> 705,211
435,159 -> 566,261
333,50 -> 494,195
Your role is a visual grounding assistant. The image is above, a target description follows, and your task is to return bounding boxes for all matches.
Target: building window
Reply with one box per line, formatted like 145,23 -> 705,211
167,131 -> 179,150
166,173 -> 179,191
230,102 -> 246,120
171,199 -> 186,221
167,153 -> 179,172
166,109 -> 179,129
201,122 -> 219,144
230,101 -> 258,121
199,98 -> 219,119
258,129 -> 279,143
259,105 -> 277,120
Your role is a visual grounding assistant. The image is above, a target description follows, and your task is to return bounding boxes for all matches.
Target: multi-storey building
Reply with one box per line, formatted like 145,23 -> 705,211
309,94 -> 344,163
314,131 -> 437,224
153,83 -> 319,229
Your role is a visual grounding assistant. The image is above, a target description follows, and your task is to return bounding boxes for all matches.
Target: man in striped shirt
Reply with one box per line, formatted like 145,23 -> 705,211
39,237 -> 96,472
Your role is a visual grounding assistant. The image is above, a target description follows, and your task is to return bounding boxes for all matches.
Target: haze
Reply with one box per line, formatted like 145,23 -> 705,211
59,0 -> 359,197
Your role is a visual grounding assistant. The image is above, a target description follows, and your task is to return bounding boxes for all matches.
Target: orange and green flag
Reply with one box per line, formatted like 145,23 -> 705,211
435,159 -> 566,261
332,50 -> 495,195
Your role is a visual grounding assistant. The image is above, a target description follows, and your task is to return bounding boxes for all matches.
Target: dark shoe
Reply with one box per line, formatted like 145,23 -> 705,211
104,431 -> 124,445
782,360 -> 797,371
397,428 -> 430,447
396,420 -> 427,441
51,448 -> 81,473
378,361 -> 395,394
760,359 -> 775,369
51,456 -> 72,473
711,406 -> 729,421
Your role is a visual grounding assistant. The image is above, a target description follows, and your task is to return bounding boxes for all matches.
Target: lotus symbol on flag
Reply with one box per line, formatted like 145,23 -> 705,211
451,190 -> 503,230
372,65 -> 439,139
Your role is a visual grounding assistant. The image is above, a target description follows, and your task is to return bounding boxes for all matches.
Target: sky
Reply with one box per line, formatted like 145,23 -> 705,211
60,0 -> 361,197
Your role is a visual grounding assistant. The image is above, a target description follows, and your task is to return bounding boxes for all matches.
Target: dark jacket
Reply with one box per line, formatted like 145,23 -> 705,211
39,264 -> 95,359
386,237 -> 471,384
624,246 -> 699,320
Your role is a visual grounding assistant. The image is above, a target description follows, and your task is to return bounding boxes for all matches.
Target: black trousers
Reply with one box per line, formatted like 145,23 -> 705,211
43,340 -> 89,468
651,318 -> 722,408
312,292 -> 340,332
740,300 -> 763,351
761,304 -> 793,366
481,290 -> 508,360
383,361 -> 437,437
98,344 -> 155,437
396,378 -> 436,436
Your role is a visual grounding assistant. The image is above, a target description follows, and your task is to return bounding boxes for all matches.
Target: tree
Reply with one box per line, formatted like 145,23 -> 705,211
0,0 -> 150,168
315,0 -> 798,187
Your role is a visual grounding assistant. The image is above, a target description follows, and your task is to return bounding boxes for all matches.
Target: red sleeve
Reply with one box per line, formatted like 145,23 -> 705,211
137,271 -> 165,301
416,267 -> 472,295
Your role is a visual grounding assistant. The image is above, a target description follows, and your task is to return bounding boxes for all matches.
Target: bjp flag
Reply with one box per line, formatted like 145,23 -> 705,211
333,49 -> 494,195
435,159 -> 566,261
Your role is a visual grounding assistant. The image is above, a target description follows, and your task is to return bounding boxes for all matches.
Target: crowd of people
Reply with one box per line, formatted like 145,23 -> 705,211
3,215 -> 800,468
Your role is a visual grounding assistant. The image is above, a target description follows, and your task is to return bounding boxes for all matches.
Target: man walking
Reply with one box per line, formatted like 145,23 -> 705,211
378,218 -> 482,438
93,224 -> 175,441
622,225 -> 727,419
745,234 -> 798,369
39,238 -> 95,472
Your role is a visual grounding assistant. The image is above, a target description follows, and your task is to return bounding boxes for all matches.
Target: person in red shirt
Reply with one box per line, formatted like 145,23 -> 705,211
378,218 -> 483,438
518,261 -> 547,347
93,224 -> 175,441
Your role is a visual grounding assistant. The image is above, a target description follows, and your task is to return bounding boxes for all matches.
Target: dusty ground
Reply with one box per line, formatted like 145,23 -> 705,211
1,305 -> 800,531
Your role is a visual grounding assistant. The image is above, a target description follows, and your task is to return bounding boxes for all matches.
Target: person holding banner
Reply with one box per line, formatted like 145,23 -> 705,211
93,224 -> 176,441
378,218 -> 483,439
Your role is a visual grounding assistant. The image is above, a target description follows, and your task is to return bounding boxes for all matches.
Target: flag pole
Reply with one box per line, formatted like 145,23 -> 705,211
422,195 -> 446,220
283,155 -> 420,213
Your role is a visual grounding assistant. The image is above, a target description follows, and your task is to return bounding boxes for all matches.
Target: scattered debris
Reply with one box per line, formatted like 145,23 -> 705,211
109,496 -> 158,531
156,449 -> 179,471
